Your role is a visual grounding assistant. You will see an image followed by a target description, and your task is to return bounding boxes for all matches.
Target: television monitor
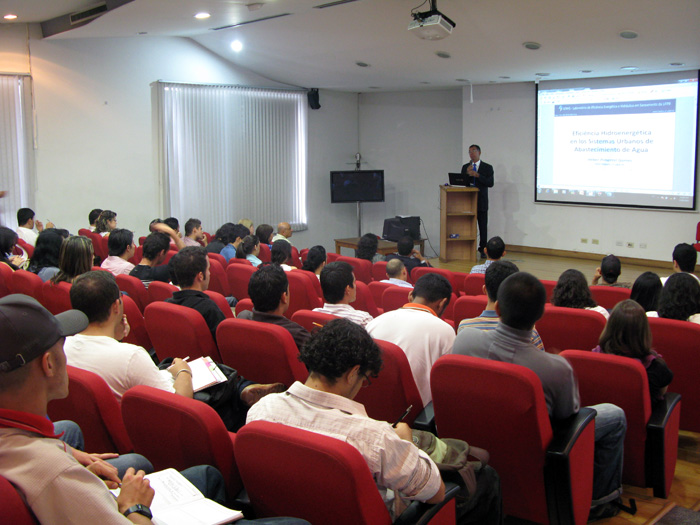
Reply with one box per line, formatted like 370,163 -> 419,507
330,170 -> 385,203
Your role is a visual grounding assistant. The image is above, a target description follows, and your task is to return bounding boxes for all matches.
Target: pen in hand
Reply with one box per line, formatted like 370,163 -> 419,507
392,405 -> 412,428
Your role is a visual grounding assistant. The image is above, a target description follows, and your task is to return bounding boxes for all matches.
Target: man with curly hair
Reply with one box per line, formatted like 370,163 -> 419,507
246,319 -> 445,517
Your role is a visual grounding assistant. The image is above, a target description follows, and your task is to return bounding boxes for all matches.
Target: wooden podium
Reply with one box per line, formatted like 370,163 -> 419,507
439,186 -> 478,263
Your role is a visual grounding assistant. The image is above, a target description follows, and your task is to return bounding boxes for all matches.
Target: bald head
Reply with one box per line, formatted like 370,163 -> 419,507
277,222 -> 292,238
386,259 -> 407,280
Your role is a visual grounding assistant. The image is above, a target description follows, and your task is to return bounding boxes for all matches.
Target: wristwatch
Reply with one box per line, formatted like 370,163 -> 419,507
123,504 -> 153,519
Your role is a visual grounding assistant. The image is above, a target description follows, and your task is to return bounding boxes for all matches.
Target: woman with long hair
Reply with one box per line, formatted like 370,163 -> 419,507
51,235 -> 94,284
630,271 -> 663,313
28,230 -> 65,282
0,226 -> 23,270
657,272 -> 700,323
355,233 -> 379,262
551,268 -> 609,319
94,210 -> 117,236
236,235 -> 262,267
596,299 -> 673,401
301,245 -> 326,279
271,239 -> 295,271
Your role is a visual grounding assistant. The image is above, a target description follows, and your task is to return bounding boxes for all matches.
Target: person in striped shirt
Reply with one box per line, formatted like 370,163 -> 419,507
313,261 -> 373,327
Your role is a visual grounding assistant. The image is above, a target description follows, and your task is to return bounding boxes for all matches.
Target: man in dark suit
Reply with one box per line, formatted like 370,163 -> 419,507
461,144 -> 494,259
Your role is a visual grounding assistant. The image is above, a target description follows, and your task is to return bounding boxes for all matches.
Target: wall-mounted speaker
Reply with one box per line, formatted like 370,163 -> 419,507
307,88 -> 321,110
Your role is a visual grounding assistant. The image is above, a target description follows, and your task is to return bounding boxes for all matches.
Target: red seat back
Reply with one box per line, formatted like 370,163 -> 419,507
382,286 -> 413,313
47,366 -> 133,454
115,274 -> 148,312
290,309 -> 340,332
648,317 -> 700,432
371,261 -> 388,282
207,258 -> 231,297
286,270 -> 322,318
411,266 -> 453,290
354,340 -> 424,421
10,270 -> 44,303
0,475 -> 39,524
127,245 -> 143,265
78,228 -> 91,237
16,238 -> 34,258
228,257 -> 253,266
41,280 -> 72,315
349,280 -> 381,317
216,318 -> 308,387
299,269 -> 323,298
0,262 -> 13,298
452,295 -> 489,325
450,270 -> 469,295
207,252 -> 227,268
258,243 -> 271,263
541,280 -> 557,303
536,304 -> 606,353
290,246 -> 303,269
326,252 -> 340,263
204,289 -> 234,318
236,421 -> 394,525
146,280 -> 178,303
226,264 -> 257,301
589,286 -> 631,310
336,256 -> 373,284
235,298 -> 254,316
144,302 -> 221,362
368,281 -> 401,309
121,386 -> 241,496
120,294 -> 153,351
463,273 -> 486,296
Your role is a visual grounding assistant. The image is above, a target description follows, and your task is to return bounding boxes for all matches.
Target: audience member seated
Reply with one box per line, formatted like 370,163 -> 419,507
366,273 -> 454,406
206,222 -> 235,254
51,236 -> 94,284
183,217 -> 207,247
453,271 -> 626,520
0,294 -> 161,524
592,254 -> 630,288
630,271 -> 663,313
551,268 -> 609,319
313,261 -> 373,327
255,223 -> 274,246
163,217 -> 180,237
16,207 -> 54,247
380,259 -> 413,288
271,222 -> 293,245
130,233 -> 173,288
470,235 -> 505,275
661,242 -> 699,285
385,236 -> 431,273
238,264 -> 310,351
88,208 -> 102,232
65,270 -> 284,432
594,299 -> 673,402
0,226 -> 23,270
301,245 -> 326,279
27,229 -> 65,282
271,239 -> 296,270
220,224 -> 250,263
166,247 -> 227,340
247,318 -> 446,518
656,272 -> 700,324
94,210 -> 117,237
355,233 -> 381,263
100,229 -> 136,277
239,218 -> 254,235
236,235 -> 262,267
456,260 -> 544,351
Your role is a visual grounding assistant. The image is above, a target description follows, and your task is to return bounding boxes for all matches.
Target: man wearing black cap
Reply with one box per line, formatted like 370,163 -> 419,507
0,294 -> 156,523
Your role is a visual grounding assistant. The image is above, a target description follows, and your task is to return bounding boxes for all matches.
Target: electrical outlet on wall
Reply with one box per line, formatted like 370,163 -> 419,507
616,241 -> 623,247
592,239 -> 599,245
626,242 -> 634,248
640,243 -> 647,249
581,238 -> 588,244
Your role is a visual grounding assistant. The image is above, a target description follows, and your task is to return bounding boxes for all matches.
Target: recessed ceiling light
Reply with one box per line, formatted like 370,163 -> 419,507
3,14 -> 18,20
523,42 -> 541,50
620,66 -> 638,71
230,40 -> 243,52
194,12 -> 211,19
580,70 -> 593,73
355,61 -> 369,67
137,31 -> 148,35
419,81 -> 431,84
670,62 -> 685,67
619,30 -> 638,39
535,72 -> 550,77
499,76 -> 510,79
455,78 -> 469,82
435,51 -> 451,59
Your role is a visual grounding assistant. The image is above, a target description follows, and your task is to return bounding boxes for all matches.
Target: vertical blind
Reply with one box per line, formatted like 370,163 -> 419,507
0,75 -> 34,228
154,82 -> 308,233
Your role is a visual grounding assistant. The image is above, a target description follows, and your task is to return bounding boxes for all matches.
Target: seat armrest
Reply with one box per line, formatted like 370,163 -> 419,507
648,392 -> 681,431
548,407 -> 596,457
413,402 -> 435,434
394,481 -> 460,525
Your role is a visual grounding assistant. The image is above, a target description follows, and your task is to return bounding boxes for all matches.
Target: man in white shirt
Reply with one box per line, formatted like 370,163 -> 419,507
247,318 -> 445,517
366,273 -> 455,407
380,259 -> 413,288
313,261 -> 373,327
271,222 -> 293,245
661,243 -> 700,285
16,207 -> 54,247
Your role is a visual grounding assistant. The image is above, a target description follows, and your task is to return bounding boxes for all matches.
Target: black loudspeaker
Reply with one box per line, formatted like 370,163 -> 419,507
307,88 -> 321,110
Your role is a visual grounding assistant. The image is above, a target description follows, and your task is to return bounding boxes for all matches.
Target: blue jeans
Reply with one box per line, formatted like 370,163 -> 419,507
54,420 -> 154,477
590,403 -> 626,506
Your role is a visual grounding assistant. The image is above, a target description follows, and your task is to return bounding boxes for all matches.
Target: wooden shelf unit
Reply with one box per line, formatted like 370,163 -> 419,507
439,186 -> 478,264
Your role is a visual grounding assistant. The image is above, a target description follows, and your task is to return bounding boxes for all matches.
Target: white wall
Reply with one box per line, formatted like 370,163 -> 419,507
357,89 -> 462,258
464,82 -> 700,262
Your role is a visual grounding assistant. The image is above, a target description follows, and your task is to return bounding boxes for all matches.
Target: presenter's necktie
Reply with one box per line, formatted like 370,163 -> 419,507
473,163 -> 477,172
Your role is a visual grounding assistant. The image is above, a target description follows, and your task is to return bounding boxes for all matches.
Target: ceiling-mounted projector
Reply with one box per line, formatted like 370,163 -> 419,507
408,0 -> 455,40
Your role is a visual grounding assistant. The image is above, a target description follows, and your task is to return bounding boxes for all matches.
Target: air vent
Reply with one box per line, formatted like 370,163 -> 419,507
314,0 -> 361,8
212,13 -> 291,31
70,3 -> 108,25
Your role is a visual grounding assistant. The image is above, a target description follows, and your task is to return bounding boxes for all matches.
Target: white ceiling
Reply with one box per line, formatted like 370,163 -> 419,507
2,0 -> 699,91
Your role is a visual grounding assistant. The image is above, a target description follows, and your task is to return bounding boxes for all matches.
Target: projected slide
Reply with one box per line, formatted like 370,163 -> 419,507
536,73 -> 698,209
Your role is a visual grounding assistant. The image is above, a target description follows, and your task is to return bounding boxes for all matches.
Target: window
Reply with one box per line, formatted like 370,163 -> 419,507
154,82 -> 308,233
